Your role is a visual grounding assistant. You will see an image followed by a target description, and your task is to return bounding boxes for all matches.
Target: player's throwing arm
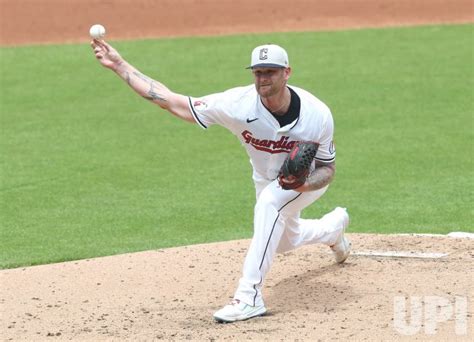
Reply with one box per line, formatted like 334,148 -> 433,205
90,27 -> 194,123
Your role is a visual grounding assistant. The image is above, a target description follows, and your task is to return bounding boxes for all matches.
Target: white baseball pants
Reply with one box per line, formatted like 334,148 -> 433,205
233,178 -> 348,307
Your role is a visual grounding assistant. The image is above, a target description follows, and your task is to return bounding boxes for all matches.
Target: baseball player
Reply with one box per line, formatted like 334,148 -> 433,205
91,40 -> 351,323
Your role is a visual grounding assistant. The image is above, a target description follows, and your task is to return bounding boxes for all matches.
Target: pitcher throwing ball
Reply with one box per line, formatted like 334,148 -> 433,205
91,39 -> 351,323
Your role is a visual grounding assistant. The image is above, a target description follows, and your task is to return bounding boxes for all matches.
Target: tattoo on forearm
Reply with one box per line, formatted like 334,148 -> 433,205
132,71 -> 152,83
145,82 -> 166,101
306,165 -> 335,190
131,71 -> 167,102
124,71 -> 131,85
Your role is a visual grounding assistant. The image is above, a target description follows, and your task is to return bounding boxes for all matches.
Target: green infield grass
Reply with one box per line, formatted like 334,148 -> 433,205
1,24 -> 472,268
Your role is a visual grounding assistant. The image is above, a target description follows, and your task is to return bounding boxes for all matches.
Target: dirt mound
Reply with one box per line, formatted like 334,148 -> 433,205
2,234 -> 473,341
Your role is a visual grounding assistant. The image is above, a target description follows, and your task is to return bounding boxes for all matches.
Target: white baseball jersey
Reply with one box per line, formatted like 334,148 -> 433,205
188,85 -> 336,181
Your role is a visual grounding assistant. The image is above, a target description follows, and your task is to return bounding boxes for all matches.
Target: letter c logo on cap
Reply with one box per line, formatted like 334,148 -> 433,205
259,48 -> 268,60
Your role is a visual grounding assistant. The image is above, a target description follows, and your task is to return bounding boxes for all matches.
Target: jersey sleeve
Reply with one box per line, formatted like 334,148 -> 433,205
315,112 -> 336,164
188,91 -> 233,129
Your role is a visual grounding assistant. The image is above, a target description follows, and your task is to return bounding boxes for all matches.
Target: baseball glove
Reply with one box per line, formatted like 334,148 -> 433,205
278,141 -> 319,190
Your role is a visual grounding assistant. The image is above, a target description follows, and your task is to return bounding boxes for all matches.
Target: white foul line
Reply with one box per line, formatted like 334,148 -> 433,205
352,250 -> 449,259
395,232 -> 474,239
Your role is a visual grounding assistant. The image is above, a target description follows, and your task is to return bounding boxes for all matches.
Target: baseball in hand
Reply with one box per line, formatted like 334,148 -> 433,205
89,24 -> 106,39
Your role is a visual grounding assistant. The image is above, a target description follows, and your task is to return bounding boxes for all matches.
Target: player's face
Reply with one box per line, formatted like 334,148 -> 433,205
252,67 -> 291,98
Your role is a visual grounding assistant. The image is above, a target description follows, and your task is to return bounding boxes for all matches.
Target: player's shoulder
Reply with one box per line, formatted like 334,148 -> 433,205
289,85 -> 331,116
289,85 -> 329,109
214,85 -> 256,112
199,85 -> 254,109
222,84 -> 256,99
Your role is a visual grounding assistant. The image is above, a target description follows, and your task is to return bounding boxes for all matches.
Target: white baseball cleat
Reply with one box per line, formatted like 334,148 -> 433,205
213,299 -> 267,323
330,207 -> 351,264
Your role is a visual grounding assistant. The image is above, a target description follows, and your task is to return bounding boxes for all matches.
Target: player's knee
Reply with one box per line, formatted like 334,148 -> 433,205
255,190 -> 279,212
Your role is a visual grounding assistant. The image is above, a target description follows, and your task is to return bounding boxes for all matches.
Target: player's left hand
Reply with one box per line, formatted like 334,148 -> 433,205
278,174 -> 305,190
278,141 -> 319,191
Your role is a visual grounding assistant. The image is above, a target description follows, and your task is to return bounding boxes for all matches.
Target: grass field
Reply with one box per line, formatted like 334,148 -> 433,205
1,24 -> 472,269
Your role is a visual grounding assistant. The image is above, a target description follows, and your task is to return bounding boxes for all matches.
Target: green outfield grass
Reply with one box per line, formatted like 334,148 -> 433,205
1,24 -> 472,269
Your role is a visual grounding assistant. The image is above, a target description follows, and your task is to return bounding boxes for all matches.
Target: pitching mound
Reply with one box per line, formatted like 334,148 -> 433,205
1,234 -> 473,340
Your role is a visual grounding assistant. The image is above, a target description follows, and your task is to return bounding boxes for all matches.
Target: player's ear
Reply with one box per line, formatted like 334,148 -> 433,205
284,67 -> 292,80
